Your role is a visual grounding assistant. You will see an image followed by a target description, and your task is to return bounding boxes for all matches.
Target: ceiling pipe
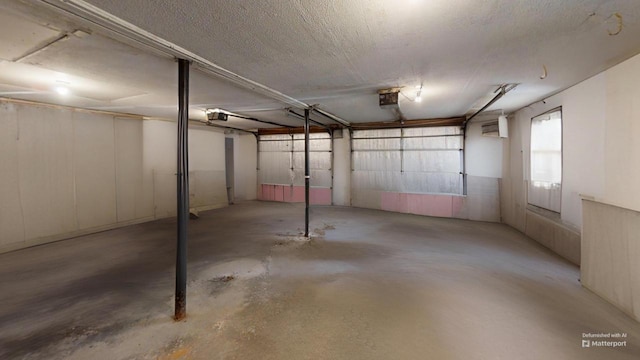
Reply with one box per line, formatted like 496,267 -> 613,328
39,0 -> 350,126
312,107 -> 350,127
14,31 -> 72,62
287,108 -> 330,130
228,113 -> 296,128
198,121 -> 257,135
464,84 -> 518,127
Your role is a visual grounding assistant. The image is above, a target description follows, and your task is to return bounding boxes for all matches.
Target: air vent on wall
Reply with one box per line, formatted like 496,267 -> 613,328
481,115 -> 508,138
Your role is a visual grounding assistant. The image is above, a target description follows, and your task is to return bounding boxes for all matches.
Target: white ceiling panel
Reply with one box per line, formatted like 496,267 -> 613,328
77,0 -> 640,118
0,0 -> 639,126
0,9 -> 62,61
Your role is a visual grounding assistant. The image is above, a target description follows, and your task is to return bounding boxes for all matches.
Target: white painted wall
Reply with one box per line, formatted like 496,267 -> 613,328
500,113 -> 527,232
0,101 -> 229,252
465,121 -> 504,178
229,133 -> 258,201
603,55 -> 640,212
114,117 -> 154,222
500,51 -> 640,229
332,131 -> 351,206
503,51 -> 640,233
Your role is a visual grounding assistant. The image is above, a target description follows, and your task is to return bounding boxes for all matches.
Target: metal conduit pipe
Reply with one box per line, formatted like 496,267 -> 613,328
40,0 -> 351,126
200,121 -> 257,135
229,113 -> 296,128
287,109 -> 330,130
463,84 -> 517,128
312,107 -> 351,127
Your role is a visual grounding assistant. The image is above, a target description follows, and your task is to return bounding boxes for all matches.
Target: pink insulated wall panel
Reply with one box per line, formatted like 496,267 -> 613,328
284,186 -> 305,203
381,192 -> 409,213
310,188 -> 332,205
382,191 -> 460,218
452,196 -> 464,216
407,193 -> 454,217
259,184 -> 331,205
428,194 -> 454,217
261,185 -> 464,219
274,185 -> 285,202
259,184 -> 276,201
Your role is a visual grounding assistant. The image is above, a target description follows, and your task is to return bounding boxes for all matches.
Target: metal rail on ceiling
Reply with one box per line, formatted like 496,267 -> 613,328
39,0 -> 351,127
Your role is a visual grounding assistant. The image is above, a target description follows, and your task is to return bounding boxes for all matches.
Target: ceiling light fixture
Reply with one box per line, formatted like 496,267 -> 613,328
205,108 -> 228,121
38,0 -> 351,127
415,84 -> 423,103
55,86 -> 69,95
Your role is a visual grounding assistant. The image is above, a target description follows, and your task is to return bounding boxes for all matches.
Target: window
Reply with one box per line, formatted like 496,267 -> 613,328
528,108 -> 562,212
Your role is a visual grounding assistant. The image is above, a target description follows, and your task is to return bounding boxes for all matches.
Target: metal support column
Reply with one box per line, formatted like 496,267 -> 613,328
304,108 -> 310,237
330,130 -> 334,206
175,58 -> 190,321
400,127 -> 405,173
461,126 -> 467,196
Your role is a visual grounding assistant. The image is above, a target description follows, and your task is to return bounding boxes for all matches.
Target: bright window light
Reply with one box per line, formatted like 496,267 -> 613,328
529,109 -> 562,212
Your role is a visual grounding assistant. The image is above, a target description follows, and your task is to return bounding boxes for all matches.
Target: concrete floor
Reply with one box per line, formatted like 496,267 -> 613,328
1,201 -> 639,359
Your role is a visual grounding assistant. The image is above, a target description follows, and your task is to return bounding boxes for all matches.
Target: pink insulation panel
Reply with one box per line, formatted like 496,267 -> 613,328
259,184 -> 331,205
310,187 -> 332,205
381,192 -> 408,213
283,186 -> 305,202
382,192 -> 460,218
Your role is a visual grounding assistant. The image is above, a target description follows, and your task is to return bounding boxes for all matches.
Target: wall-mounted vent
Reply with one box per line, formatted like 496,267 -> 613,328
482,121 -> 500,137
481,115 -> 508,138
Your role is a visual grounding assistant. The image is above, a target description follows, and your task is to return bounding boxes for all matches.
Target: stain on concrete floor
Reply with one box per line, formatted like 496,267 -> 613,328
1,201 -> 639,359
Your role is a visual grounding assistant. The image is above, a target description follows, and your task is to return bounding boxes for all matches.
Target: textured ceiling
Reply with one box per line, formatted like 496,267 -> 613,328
1,0 -> 640,129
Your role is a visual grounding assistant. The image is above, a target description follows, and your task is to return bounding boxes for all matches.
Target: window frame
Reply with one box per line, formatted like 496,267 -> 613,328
528,107 -> 563,213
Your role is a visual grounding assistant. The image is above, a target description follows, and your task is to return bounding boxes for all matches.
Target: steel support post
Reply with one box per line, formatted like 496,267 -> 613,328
175,58 -> 190,321
304,108 -> 310,237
